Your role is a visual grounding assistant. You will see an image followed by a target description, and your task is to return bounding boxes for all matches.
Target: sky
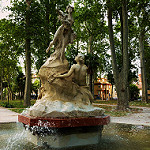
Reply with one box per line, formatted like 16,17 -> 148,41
0,0 -> 11,19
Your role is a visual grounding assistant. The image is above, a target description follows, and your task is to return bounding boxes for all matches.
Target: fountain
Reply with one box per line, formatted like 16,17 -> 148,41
18,5 -> 110,149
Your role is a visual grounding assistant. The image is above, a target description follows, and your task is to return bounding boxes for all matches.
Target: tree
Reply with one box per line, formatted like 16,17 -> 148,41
74,0 -> 108,94
0,19 -> 21,101
129,84 -> 140,101
107,0 -> 129,110
34,0 -> 70,71
23,0 -> 32,106
137,1 -> 150,103
145,39 -> 150,88
129,0 -> 150,102
32,79 -> 40,98
13,67 -> 25,99
107,72 -> 115,100
8,0 -> 70,106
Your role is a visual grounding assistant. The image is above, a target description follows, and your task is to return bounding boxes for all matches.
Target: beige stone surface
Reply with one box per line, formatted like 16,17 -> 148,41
0,107 -> 19,123
23,5 -> 104,118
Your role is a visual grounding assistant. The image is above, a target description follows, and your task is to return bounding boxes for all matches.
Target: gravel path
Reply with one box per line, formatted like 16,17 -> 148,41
94,104 -> 150,126
111,107 -> 150,126
0,107 -> 19,123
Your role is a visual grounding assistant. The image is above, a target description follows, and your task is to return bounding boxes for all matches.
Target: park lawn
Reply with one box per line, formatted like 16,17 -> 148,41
8,108 -> 25,113
94,100 -> 150,108
0,99 -> 148,116
0,99 -> 36,108
93,104 -> 142,117
0,99 -> 36,113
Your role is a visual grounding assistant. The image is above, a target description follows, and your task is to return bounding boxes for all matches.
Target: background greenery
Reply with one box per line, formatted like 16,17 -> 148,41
0,0 -> 150,110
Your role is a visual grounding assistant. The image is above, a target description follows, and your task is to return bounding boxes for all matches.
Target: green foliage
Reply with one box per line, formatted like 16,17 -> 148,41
145,38 -> 150,87
94,99 -> 150,108
130,100 -> 150,107
0,100 -> 36,108
8,108 -> 24,113
0,19 -> 22,100
74,0 -> 110,78
74,0 -> 107,46
0,102 -> 14,108
107,72 -> 115,85
12,67 -> 25,98
129,84 -> 140,101
66,44 -> 78,67
93,103 -> 142,116
85,53 -> 104,77
32,79 -> 40,97
8,0 -> 70,72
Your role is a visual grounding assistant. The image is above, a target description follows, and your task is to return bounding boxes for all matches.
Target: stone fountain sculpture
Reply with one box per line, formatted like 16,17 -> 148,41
19,5 -> 110,148
24,5 -> 104,118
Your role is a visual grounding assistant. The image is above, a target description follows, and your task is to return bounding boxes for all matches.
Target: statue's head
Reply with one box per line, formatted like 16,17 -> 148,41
75,54 -> 84,64
63,20 -> 71,28
66,5 -> 74,13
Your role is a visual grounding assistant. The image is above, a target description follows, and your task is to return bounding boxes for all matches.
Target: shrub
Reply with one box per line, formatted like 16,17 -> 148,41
129,84 -> 140,101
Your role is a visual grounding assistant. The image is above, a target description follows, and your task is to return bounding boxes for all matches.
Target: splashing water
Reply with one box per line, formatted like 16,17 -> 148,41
0,123 -> 150,150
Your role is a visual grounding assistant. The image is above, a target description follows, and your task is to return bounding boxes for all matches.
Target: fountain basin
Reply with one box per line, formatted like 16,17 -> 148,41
18,115 -> 110,148
18,115 -> 110,128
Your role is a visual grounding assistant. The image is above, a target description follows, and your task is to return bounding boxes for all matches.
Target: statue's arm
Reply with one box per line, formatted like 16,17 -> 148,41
56,65 -> 75,78
46,25 -> 64,53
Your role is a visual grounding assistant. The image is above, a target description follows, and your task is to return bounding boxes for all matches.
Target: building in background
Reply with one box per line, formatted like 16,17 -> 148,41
94,78 -> 117,100
136,74 -> 150,100
136,74 -> 142,97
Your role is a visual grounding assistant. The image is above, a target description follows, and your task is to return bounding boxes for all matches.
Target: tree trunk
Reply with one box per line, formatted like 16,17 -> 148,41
0,70 -> 3,101
115,73 -> 129,110
117,0 -> 129,109
139,30 -> 148,102
107,0 -> 129,110
24,0 -> 32,107
45,0 -> 50,47
24,39 -> 31,106
7,87 -> 10,104
88,35 -> 94,95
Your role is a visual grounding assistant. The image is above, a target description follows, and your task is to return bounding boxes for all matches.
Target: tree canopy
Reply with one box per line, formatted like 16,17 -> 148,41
0,0 -> 150,108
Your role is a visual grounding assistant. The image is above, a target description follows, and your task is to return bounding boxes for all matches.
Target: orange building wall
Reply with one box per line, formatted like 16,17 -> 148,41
94,78 -> 112,100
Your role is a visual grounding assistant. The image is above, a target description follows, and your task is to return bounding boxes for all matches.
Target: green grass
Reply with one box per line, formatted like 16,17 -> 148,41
93,104 -> 143,117
94,100 -> 150,108
94,104 -> 129,116
94,100 -> 117,105
130,101 -> 150,107
105,110 -> 128,117
8,108 -> 25,113
0,99 -> 36,108
0,99 -> 148,117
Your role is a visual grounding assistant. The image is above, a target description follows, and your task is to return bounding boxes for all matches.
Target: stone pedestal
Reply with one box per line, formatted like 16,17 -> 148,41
27,126 -> 103,148
18,115 -> 110,148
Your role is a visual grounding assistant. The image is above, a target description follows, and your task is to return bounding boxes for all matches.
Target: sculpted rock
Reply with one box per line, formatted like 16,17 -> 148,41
23,5 -> 104,118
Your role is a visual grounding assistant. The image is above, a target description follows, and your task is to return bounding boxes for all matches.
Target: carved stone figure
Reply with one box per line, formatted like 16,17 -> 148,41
55,54 -> 88,86
23,5 -> 104,118
46,5 -> 76,63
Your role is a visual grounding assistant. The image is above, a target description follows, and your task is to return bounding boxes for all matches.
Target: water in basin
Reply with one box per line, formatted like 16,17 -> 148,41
0,123 -> 150,150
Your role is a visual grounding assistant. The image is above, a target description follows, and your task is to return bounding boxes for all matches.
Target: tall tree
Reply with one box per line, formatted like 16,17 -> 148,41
130,0 -> 150,102
0,19 -> 21,101
138,1 -> 150,103
74,0 -> 108,94
107,0 -> 129,110
23,0 -> 32,106
8,0 -> 70,106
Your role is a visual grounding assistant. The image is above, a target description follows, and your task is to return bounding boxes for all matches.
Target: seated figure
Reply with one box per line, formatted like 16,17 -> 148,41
55,54 -> 88,86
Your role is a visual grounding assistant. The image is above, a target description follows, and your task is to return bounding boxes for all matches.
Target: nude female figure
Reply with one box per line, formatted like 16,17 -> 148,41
46,5 -> 76,62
